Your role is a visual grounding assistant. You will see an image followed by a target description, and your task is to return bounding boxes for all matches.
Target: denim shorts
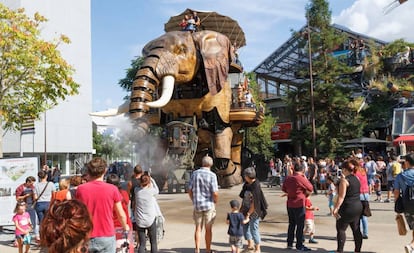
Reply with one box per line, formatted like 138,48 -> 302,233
229,235 -> 243,248
88,236 -> 116,253
16,234 -> 31,245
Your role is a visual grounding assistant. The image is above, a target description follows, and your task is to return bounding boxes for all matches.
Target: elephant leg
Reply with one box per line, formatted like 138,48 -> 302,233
212,127 -> 242,188
216,160 -> 242,188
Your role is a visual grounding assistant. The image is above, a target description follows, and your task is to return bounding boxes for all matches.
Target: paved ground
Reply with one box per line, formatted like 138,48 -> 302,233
0,182 -> 410,252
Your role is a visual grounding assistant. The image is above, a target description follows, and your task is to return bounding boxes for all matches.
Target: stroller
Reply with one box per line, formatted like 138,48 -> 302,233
115,229 -> 133,253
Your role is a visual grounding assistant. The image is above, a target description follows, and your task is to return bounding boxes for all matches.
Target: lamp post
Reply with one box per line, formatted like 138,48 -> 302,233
44,111 -> 47,165
307,13 -> 317,159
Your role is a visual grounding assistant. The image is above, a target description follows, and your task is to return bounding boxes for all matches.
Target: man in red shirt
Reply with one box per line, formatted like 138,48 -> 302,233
76,157 -> 130,253
282,161 -> 313,251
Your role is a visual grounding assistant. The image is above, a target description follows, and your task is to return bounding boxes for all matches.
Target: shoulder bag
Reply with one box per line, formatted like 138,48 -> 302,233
396,214 -> 407,235
31,182 -> 50,209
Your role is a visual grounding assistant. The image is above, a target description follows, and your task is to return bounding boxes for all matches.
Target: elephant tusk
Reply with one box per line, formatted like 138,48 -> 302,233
89,100 -> 129,117
146,75 -> 175,108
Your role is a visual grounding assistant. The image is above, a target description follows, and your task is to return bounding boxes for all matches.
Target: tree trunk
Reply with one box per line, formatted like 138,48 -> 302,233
0,116 -> 3,158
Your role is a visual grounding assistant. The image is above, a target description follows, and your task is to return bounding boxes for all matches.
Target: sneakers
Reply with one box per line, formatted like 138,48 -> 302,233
405,244 -> 414,253
287,244 -> 294,250
362,235 -> 368,239
297,245 -> 312,251
309,238 -> 318,244
384,199 -> 391,203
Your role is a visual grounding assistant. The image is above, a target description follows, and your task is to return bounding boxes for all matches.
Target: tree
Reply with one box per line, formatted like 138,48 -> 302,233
245,72 -> 274,159
0,4 -> 79,155
93,130 -> 133,161
286,0 -> 365,157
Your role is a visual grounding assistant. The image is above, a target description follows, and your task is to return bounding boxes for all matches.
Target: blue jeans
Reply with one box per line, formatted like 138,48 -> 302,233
27,207 -> 37,233
35,201 -> 50,224
287,206 -> 305,249
360,193 -> 369,236
89,236 -> 116,253
243,216 -> 261,245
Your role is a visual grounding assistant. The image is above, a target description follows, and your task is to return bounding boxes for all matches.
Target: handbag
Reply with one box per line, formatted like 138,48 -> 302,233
361,194 -> 372,217
396,214 -> 407,235
395,195 -> 405,213
361,200 -> 372,217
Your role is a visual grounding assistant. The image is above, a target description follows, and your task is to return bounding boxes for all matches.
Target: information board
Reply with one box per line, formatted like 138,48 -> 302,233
0,157 -> 39,226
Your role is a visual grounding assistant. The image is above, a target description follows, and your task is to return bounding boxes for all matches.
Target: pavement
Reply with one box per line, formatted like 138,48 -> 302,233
0,182 -> 409,252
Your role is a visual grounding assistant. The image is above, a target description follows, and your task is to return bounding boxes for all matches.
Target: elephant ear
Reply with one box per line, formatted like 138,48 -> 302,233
193,31 -> 230,96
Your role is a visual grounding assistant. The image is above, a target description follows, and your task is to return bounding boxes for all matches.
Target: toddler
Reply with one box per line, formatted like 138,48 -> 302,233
326,176 -> 337,216
304,193 -> 319,244
374,174 -> 383,202
226,199 -> 249,253
13,202 -> 32,253
319,168 -> 327,193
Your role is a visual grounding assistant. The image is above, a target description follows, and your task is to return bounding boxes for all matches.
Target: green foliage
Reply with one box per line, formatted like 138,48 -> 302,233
360,92 -> 394,132
0,4 -> 79,131
93,130 -> 132,159
245,72 -> 274,159
381,39 -> 414,58
118,56 -> 144,93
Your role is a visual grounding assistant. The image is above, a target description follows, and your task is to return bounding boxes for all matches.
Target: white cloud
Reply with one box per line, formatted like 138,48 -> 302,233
334,0 -> 414,42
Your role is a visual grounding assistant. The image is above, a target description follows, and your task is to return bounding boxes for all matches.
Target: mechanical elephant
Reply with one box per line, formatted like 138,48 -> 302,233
103,30 -> 260,188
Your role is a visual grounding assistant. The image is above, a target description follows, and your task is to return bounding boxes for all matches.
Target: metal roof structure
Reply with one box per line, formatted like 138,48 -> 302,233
253,24 -> 388,88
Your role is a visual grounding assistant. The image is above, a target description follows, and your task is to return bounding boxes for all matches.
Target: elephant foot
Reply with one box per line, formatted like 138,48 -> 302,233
217,163 -> 242,188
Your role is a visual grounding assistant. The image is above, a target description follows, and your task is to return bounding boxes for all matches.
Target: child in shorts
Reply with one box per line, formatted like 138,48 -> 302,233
12,202 -> 32,253
374,174 -> 383,202
326,176 -> 337,216
304,193 -> 319,244
226,199 -> 249,253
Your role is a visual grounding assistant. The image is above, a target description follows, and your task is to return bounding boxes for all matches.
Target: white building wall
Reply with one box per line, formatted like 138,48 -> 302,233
1,0 -> 93,155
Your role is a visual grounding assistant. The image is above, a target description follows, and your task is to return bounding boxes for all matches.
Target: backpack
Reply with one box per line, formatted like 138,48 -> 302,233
402,176 -> 414,214
392,162 -> 402,177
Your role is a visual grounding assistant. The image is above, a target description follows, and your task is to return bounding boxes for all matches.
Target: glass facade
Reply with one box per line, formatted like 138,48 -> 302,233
392,107 -> 414,135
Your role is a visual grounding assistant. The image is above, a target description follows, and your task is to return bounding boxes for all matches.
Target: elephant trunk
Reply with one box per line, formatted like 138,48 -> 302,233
129,49 -> 179,119
129,68 -> 159,120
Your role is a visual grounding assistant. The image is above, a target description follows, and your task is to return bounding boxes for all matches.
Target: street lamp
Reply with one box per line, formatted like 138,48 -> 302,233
306,13 -> 317,159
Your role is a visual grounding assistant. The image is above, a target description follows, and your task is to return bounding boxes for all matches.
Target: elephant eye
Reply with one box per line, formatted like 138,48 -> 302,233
173,45 -> 187,55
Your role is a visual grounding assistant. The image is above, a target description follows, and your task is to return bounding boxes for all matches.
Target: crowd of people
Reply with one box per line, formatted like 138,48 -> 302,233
267,150 -> 414,253
11,150 -> 414,253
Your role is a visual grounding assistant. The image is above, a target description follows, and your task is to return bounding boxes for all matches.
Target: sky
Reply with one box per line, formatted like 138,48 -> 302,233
91,0 -> 414,112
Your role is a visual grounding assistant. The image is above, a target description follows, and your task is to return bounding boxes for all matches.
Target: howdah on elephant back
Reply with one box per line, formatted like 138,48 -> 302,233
127,29 -> 263,188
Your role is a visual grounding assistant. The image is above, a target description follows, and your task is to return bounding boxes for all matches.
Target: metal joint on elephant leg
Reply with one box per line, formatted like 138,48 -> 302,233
216,165 -> 237,178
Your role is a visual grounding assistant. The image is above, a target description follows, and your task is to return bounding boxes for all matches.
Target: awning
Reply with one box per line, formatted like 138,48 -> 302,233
393,135 -> 414,146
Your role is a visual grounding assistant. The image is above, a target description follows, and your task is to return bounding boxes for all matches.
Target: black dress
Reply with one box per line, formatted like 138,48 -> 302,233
339,174 -> 362,222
